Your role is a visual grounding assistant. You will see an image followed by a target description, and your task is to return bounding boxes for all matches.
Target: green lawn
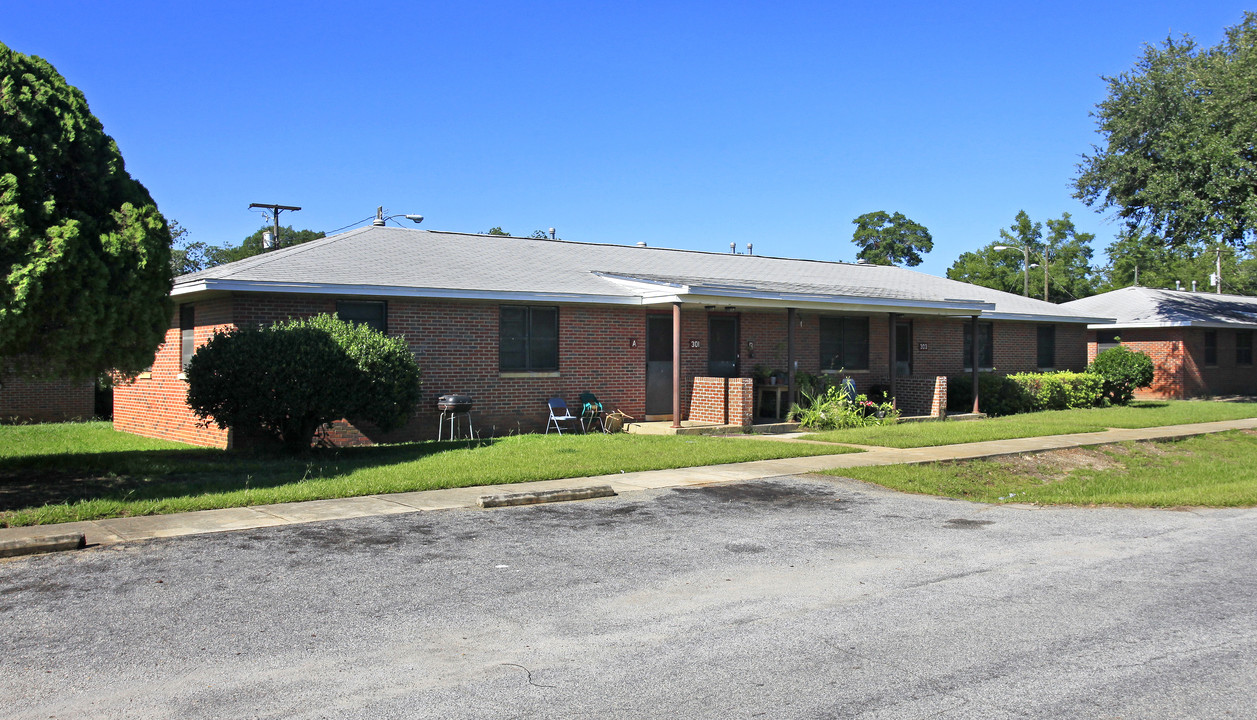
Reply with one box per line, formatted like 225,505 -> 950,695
830,431 -> 1257,507
803,400 -> 1257,448
0,422 -> 859,527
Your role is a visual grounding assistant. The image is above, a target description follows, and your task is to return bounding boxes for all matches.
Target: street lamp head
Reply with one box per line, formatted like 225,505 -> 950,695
404,214 -> 424,224
993,244 -> 1014,251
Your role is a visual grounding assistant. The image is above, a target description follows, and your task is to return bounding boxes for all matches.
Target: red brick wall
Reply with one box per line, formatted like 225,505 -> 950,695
729,377 -> 753,426
0,372 -> 94,422
1086,326 -> 1257,399
689,376 -> 755,426
690,377 -> 727,424
113,297 -> 234,447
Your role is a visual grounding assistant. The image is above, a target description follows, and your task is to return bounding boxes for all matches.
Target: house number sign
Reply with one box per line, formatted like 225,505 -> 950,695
690,339 -> 701,348
918,343 -> 928,351
630,338 -> 638,348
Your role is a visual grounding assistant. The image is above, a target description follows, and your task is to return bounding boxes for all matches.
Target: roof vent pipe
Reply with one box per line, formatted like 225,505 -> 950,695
636,241 -> 647,248
1192,280 -> 1197,292
549,227 -> 556,239
1176,280 -> 1183,291
747,243 -> 753,255
730,242 -> 737,254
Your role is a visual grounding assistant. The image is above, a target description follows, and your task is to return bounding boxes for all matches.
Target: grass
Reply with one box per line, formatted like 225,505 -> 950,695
803,400 -> 1257,448
0,422 -> 860,527
830,430 -> 1257,508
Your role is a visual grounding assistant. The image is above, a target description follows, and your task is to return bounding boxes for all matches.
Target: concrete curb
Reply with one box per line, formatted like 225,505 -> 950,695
0,532 -> 86,559
478,485 -> 618,508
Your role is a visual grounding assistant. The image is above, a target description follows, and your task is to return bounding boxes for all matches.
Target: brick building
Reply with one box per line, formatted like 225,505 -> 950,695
114,227 -> 1107,448
1062,287 -> 1257,399
0,371 -> 94,423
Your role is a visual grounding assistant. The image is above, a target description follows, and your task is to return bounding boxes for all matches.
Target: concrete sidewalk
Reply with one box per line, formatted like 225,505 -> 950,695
5,417 -> 1256,551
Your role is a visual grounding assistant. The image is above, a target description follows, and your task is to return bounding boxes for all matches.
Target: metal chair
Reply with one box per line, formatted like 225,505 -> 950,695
579,392 -> 606,433
546,398 -> 579,435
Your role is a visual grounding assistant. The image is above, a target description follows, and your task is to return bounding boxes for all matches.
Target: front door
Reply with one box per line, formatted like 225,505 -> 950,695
895,321 -> 913,377
708,315 -> 739,377
645,315 -> 673,419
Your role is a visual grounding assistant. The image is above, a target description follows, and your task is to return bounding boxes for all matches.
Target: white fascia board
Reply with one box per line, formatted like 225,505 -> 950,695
1084,320 -> 1257,330
171,279 -> 644,305
980,311 -> 1114,324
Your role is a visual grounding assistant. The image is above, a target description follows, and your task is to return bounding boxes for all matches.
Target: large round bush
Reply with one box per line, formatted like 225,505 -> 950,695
186,314 -> 421,451
1087,345 -> 1154,405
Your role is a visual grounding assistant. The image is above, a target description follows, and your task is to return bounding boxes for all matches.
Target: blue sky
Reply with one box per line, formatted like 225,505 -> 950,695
5,1 -> 1252,278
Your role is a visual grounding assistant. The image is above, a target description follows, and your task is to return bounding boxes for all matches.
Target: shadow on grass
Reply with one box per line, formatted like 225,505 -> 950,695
0,439 -> 494,513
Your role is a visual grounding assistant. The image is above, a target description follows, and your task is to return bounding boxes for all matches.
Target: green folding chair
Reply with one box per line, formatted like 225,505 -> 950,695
579,392 -> 606,433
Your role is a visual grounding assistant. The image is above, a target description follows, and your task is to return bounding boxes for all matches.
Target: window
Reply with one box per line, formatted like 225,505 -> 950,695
1237,331 -> 1253,366
1205,330 -> 1218,366
336,300 -> 387,333
963,321 -> 994,370
179,304 -> 195,371
1037,325 -> 1056,369
1096,329 -> 1121,352
819,316 -> 869,370
500,306 -> 558,372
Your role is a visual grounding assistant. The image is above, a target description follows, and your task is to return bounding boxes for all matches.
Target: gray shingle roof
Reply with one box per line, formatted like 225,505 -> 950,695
1060,286 -> 1257,328
175,226 -> 1107,322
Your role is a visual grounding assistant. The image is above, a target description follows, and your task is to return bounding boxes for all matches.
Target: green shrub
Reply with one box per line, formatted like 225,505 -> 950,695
947,374 -> 1035,416
1087,346 -> 1155,405
186,314 -> 422,452
300,314 -> 422,433
1008,371 -> 1104,411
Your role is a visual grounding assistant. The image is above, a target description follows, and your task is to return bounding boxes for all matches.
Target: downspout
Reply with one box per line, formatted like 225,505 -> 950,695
787,308 -> 796,410
971,315 -> 980,414
672,301 -> 682,429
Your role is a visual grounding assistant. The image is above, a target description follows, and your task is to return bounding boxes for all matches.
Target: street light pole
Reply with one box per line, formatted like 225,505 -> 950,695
994,244 -> 1031,297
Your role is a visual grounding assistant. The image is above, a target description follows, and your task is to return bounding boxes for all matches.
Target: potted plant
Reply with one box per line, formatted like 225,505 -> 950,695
752,364 -> 772,385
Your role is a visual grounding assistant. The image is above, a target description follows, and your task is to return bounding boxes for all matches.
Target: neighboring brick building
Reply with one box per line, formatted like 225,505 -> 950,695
1062,287 -> 1257,399
114,226 -> 1107,448
0,371 -> 95,423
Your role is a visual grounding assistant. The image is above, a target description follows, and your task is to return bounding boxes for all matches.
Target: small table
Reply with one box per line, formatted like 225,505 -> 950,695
755,385 -> 791,421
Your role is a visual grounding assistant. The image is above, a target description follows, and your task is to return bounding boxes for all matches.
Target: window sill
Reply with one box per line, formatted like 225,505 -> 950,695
821,369 -> 870,374
500,371 -> 560,379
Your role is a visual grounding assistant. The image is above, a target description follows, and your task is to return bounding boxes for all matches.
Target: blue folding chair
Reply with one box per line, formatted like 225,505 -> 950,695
546,398 -> 579,435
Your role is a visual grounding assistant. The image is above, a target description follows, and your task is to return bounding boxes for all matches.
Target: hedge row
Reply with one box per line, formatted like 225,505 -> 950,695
946,346 -> 1154,417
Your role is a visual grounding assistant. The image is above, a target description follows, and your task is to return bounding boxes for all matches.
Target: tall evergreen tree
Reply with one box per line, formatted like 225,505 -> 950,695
0,43 -> 172,378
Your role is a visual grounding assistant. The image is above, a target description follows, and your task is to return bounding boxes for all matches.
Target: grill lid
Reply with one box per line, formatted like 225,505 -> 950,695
437,394 -> 473,411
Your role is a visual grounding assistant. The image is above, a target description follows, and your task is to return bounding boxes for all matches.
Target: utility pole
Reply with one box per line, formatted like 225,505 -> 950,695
248,203 -> 302,250
1216,248 -> 1223,295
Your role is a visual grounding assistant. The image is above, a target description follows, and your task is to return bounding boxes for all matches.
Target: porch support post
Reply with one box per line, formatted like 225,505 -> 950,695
786,308 -> 796,408
971,315 -> 981,414
672,301 -> 682,428
888,312 -> 899,403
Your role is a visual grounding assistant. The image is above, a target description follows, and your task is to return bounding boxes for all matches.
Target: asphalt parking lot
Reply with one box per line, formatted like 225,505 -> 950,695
3,474 -> 1255,719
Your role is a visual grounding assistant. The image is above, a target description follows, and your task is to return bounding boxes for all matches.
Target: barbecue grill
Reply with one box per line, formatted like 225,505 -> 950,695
437,394 -> 474,440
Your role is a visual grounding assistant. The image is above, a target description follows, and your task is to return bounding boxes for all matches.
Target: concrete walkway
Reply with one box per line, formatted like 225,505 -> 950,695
5,417 -> 1256,550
